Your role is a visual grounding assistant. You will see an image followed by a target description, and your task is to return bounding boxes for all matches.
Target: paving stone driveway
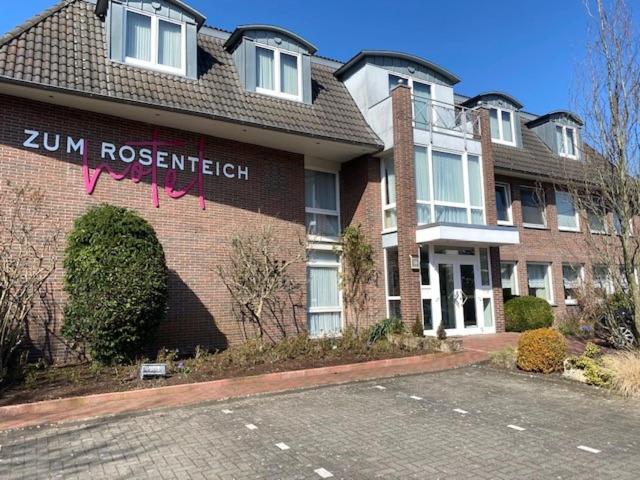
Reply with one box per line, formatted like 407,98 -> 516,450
2,365 -> 639,479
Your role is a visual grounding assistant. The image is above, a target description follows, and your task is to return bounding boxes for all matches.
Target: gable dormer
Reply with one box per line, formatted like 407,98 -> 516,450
224,25 -> 317,104
526,111 -> 583,159
95,0 -> 205,79
461,92 -> 523,148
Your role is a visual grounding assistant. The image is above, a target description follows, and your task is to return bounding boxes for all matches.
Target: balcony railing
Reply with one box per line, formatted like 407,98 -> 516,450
412,96 -> 481,138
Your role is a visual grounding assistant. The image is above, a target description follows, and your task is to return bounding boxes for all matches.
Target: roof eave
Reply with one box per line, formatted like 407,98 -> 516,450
95,0 -> 206,29
223,24 -> 318,54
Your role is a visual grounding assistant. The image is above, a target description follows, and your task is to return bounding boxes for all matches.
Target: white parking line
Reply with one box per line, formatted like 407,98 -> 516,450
275,442 -> 290,451
245,424 -> 258,430
373,385 -> 387,390
314,468 -> 334,478
410,395 -> 423,400
453,408 -> 469,414
221,409 -> 233,414
577,445 -> 601,454
507,424 -> 526,431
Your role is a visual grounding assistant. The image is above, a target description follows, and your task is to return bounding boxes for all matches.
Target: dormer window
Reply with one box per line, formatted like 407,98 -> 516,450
556,125 -> 578,158
255,45 -> 302,101
124,8 -> 186,75
489,108 -> 515,145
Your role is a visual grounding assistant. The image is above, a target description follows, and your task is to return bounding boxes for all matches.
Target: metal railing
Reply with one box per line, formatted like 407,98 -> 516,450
412,96 -> 481,138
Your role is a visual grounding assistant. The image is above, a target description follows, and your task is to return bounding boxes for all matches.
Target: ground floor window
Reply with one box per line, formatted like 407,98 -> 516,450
307,251 -> 342,337
385,247 -> 401,318
500,262 -> 517,299
562,264 -> 583,305
527,263 -> 553,303
593,265 -> 614,295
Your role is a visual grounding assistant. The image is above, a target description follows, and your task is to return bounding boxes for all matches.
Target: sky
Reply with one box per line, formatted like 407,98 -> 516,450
1,0 -> 637,115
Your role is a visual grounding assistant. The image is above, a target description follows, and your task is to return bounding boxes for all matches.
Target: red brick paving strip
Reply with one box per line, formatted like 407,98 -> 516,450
0,334 -> 519,432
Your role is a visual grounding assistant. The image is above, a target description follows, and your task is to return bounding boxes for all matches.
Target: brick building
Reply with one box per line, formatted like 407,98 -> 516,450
0,0 -> 617,361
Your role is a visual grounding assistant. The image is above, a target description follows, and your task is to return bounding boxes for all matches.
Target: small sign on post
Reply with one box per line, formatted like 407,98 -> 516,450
140,363 -> 167,380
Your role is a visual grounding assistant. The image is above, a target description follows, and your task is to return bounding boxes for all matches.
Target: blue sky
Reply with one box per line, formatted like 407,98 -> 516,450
2,1 -> 636,115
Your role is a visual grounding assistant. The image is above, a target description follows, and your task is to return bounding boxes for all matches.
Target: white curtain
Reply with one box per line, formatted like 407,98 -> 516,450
556,126 -> 565,153
566,128 -> 576,156
126,12 -> 152,61
471,209 -> 484,224
556,192 -> 577,229
256,47 -> 274,90
384,157 -> 396,205
414,147 -> 430,201
433,151 -> 464,203
501,111 -> 513,142
528,264 -> 550,300
489,109 -> 499,139
308,267 -> 339,308
467,155 -> 482,207
158,20 -> 182,68
563,266 -> 580,289
435,206 -> 467,223
413,82 -> 431,129
417,205 -> 431,225
305,170 -> 336,210
501,264 -> 514,289
309,313 -> 341,336
280,53 -> 298,95
483,298 -> 494,328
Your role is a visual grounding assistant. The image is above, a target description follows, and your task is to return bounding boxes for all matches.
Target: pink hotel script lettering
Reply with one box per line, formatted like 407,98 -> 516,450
22,128 -> 250,210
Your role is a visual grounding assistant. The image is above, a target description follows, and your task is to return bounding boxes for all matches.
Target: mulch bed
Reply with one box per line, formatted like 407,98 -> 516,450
0,349 -> 438,407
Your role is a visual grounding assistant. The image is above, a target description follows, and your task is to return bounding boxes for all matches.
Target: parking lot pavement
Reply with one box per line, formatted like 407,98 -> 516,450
1,365 -> 639,479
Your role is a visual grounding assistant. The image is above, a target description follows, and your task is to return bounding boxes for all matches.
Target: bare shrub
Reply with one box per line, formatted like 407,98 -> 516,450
603,351 -> 640,397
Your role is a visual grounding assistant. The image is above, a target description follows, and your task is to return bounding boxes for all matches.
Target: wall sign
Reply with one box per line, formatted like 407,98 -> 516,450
22,128 -> 250,210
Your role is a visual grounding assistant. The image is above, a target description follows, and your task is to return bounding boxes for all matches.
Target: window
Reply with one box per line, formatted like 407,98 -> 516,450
587,202 -> 607,234
495,183 -> 512,224
556,125 -> 578,158
556,191 -> 580,231
593,265 -> 613,295
124,9 -> 185,74
419,245 -> 430,286
381,156 -> 397,230
501,262 -> 517,299
479,248 -> 491,286
256,45 -> 301,101
415,146 -> 485,226
305,170 -> 339,239
489,108 -> 516,145
527,263 -> 553,303
385,247 -> 401,318
307,251 -> 342,337
388,74 -> 432,129
520,187 -> 546,227
562,264 -> 583,305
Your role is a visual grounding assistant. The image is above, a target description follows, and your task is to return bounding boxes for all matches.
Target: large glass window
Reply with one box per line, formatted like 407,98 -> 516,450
415,147 -> 485,226
495,183 -> 512,224
556,191 -> 579,231
419,245 -> 430,286
593,265 -> 614,295
501,262 -> 517,299
385,247 -> 401,318
489,108 -> 516,145
563,264 -> 583,305
587,201 -> 607,234
307,251 -> 342,337
520,187 -> 546,227
125,9 -> 184,74
256,45 -> 301,100
527,263 -> 552,303
382,156 -> 397,230
479,248 -> 490,286
305,170 -> 339,239
556,125 -> 578,158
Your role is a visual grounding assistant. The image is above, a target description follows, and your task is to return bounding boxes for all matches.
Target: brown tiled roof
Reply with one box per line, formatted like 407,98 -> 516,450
493,118 -> 587,181
0,0 -> 382,149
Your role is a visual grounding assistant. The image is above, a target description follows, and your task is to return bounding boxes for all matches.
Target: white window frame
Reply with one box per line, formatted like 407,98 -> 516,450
587,201 -> 608,234
592,264 -> 614,295
307,251 -> 343,338
562,263 -> 584,305
305,168 -> 341,243
415,144 -> 486,226
520,186 -> 547,229
388,73 -> 435,128
380,155 -> 397,233
500,261 -> 518,296
255,44 -> 303,102
527,262 -> 554,304
495,182 -> 513,225
489,107 -> 516,146
384,247 -> 401,318
123,7 -> 187,76
555,191 -> 580,232
557,125 -> 578,159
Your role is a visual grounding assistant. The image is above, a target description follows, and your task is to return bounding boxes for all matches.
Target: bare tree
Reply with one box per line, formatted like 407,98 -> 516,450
0,181 -> 58,382
217,223 -> 305,341
567,0 -> 640,340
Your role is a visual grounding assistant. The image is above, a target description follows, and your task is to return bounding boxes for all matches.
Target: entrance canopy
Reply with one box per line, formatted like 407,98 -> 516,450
416,223 -> 520,247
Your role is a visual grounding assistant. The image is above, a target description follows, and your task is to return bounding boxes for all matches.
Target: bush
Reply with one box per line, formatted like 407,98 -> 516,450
62,205 -> 168,364
517,328 -> 567,373
489,347 -> 517,370
411,316 -> 424,337
505,296 -> 554,332
603,352 -> 640,398
368,318 -> 405,343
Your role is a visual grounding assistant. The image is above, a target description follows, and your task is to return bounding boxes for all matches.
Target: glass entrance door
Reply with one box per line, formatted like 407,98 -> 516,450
435,260 -> 479,333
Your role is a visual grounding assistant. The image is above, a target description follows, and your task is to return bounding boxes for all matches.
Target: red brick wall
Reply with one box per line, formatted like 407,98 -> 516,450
0,95 -> 307,361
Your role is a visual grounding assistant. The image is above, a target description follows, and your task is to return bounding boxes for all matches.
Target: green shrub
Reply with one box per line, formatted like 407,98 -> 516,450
62,205 -> 168,364
368,318 -> 405,343
517,328 -> 567,373
505,296 -> 554,332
